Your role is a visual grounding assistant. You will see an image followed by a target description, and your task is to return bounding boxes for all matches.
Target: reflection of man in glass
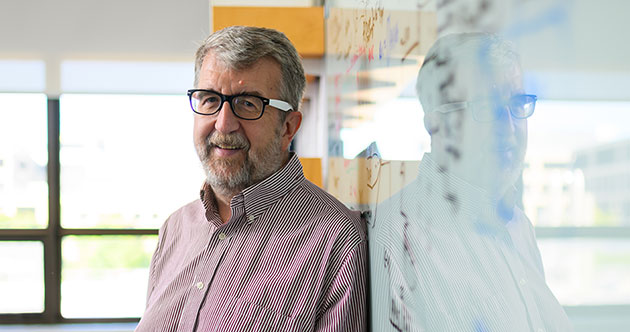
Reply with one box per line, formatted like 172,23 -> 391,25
369,33 -> 571,331
137,26 -> 367,331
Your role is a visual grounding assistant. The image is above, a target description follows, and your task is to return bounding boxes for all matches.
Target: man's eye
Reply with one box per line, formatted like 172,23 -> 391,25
203,96 -> 219,104
236,97 -> 260,109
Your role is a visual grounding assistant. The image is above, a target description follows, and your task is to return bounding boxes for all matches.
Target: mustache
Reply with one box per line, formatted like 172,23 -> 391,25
205,132 -> 250,150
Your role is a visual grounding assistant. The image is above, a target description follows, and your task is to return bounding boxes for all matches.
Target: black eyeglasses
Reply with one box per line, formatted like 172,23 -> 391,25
431,94 -> 537,122
187,89 -> 294,120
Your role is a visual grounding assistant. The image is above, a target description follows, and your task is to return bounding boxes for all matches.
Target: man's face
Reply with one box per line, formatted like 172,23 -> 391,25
439,62 -> 528,196
193,54 -> 301,196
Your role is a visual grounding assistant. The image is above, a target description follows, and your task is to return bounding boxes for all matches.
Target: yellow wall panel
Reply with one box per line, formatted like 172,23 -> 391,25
299,157 -> 323,188
212,7 -> 324,58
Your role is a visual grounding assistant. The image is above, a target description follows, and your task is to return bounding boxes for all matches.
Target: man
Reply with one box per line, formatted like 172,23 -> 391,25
369,33 -> 572,331
137,26 -> 367,332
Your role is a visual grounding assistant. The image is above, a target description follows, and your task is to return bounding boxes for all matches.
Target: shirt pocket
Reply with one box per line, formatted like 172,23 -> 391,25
216,296 -> 294,332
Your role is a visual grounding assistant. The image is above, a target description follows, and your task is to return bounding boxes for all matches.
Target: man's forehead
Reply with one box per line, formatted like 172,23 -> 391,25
202,53 -> 276,72
199,54 -> 236,75
448,60 -> 522,97
199,54 -> 281,92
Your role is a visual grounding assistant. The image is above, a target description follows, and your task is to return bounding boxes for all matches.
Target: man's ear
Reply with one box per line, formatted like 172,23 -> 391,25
423,111 -> 440,136
281,111 -> 302,151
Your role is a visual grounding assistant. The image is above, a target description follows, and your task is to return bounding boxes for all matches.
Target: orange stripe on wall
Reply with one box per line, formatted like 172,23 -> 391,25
212,6 -> 324,58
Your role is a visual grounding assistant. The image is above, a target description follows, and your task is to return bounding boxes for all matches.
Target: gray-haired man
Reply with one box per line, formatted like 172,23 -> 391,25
137,26 -> 367,332
369,33 -> 571,331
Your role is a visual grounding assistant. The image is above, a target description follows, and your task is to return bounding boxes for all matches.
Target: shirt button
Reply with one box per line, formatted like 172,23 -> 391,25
519,278 -> 527,286
218,232 -> 226,240
537,328 -> 545,332
195,281 -> 204,290
248,215 -> 255,222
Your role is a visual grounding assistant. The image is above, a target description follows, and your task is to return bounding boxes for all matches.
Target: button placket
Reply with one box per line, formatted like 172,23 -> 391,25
177,250 -> 214,331
498,239 -> 544,330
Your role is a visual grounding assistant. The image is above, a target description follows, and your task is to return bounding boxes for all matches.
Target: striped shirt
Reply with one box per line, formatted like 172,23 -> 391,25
369,154 -> 572,332
136,154 -> 367,332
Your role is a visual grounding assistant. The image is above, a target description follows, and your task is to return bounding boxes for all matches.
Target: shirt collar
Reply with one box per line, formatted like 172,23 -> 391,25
241,152 -> 305,218
199,152 -> 305,225
200,181 -> 219,226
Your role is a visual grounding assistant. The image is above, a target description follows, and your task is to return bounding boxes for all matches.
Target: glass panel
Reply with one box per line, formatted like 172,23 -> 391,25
60,94 -> 204,229
524,100 -> 630,227
0,241 -> 45,313
61,61 -> 193,95
0,60 -> 45,92
539,238 -> 630,305
61,235 -> 158,318
0,93 -> 48,229
339,97 -> 429,160
323,1 -> 629,330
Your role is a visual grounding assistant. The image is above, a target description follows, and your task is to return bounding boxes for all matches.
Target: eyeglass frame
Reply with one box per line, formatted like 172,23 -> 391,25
430,94 -> 537,122
187,89 -> 294,120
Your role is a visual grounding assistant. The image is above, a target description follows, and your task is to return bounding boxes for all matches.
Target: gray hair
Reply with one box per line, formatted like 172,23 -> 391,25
416,32 -> 521,113
194,26 -> 306,117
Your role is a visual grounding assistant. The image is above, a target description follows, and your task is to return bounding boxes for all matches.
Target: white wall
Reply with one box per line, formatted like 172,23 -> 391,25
0,0 -> 210,95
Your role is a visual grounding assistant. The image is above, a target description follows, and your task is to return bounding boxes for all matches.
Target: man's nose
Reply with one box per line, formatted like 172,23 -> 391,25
495,105 -> 517,134
494,105 -> 527,148
215,101 -> 240,133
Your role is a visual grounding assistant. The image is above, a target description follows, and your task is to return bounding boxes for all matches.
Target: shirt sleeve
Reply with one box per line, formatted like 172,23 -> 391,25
145,218 -> 169,306
315,240 -> 368,332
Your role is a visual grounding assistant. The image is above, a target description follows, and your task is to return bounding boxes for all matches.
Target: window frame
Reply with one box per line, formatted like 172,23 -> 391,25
0,97 -> 157,324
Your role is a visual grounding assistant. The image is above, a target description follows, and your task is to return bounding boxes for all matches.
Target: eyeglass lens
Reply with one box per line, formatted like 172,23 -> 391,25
509,95 -> 536,119
472,95 -> 535,122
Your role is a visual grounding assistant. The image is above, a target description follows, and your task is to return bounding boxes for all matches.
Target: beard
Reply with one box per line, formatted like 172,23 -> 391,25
195,129 -> 285,198
437,131 -> 525,199
476,142 -> 526,199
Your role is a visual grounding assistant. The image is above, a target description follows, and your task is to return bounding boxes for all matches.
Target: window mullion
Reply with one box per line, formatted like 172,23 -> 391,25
44,97 -> 61,323
535,226 -> 630,238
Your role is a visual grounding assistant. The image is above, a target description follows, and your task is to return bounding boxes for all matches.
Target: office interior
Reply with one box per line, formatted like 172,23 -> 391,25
1,0 -> 629,331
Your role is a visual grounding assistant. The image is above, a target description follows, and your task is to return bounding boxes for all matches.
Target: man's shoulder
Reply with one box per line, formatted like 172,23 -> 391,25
299,179 -> 361,218
160,199 -> 205,229
294,179 -> 366,240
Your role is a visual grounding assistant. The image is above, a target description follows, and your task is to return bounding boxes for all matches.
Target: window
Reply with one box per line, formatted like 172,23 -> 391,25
331,44 -> 630,330
0,60 -> 45,92
525,100 -> 630,228
57,93 -> 202,318
523,100 -> 630,313
0,93 -> 48,230
61,235 -> 157,318
59,94 -> 201,229
0,241 -> 45,314
0,61 -> 203,324
538,239 -> 630,305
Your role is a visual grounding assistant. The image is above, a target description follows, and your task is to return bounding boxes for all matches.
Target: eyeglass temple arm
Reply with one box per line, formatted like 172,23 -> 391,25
269,99 -> 294,112
431,101 -> 468,114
